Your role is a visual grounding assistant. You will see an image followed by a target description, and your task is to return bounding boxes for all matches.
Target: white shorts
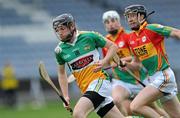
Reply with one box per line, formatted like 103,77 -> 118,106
149,67 -> 178,101
112,78 -> 150,99
86,79 -> 113,112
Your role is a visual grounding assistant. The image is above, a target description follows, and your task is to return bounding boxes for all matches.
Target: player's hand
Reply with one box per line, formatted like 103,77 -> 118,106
111,62 -> 118,68
63,96 -> 71,111
119,60 -> 126,68
93,60 -> 106,72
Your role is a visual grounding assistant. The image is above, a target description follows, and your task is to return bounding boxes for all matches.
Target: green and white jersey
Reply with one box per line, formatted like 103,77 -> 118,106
55,31 -> 110,93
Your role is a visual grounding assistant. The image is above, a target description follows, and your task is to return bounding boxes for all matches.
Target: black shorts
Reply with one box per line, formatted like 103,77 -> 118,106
83,91 -> 114,118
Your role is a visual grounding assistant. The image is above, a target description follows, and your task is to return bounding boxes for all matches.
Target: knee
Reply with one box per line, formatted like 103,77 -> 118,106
130,102 -> 140,114
73,109 -> 85,118
113,96 -> 124,106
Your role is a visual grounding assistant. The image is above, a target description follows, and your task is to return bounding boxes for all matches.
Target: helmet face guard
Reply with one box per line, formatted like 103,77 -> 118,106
53,13 -> 76,42
53,13 -> 74,31
124,4 -> 147,18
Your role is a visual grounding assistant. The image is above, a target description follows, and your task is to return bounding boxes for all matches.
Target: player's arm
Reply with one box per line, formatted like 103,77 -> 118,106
147,24 -> 180,40
57,64 -> 71,111
58,64 -> 69,100
121,56 -> 132,62
122,56 -> 142,71
92,32 -> 118,67
102,39 -> 118,65
170,28 -> 180,40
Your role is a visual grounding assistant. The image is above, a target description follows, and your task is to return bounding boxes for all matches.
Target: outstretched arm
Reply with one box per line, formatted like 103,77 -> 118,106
170,28 -> 180,39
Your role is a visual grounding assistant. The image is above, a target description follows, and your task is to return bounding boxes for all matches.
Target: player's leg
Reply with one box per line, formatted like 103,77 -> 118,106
130,85 -> 163,118
149,101 -> 170,118
112,79 -> 130,116
103,105 -> 125,118
161,95 -> 180,118
121,100 -> 132,115
127,78 -> 163,117
143,79 -> 170,118
159,68 -> 180,118
75,79 -> 125,118
131,67 -> 179,118
73,96 -> 94,118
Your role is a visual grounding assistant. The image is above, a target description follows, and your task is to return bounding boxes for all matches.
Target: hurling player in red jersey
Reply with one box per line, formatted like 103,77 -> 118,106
123,4 -> 180,118
102,10 -> 168,118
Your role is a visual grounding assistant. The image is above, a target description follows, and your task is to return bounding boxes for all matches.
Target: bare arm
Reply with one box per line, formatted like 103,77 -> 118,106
121,56 -> 132,62
57,64 -> 69,101
103,39 -> 118,65
94,39 -> 118,72
170,28 -> 180,39
125,56 -> 142,71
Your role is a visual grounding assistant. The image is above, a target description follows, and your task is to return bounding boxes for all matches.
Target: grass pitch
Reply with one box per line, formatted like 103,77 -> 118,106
0,94 -> 180,118
0,101 -> 99,118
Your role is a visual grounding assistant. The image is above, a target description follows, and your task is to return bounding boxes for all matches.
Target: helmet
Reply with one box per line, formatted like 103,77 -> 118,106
52,13 -> 76,42
102,10 -> 120,23
124,4 -> 147,17
53,13 -> 75,30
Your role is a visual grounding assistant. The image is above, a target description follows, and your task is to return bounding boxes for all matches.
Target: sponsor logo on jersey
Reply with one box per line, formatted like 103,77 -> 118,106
142,36 -> 147,42
134,45 -> 148,56
70,55 -> 93,70
118,41 -> 124,48
130,40 -> 135,44
55,47 -> 62,54
63,54 -> 71,59
84,45 -> 91,50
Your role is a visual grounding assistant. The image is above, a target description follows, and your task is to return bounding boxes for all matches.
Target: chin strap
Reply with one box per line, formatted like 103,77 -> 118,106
139,11 -> 155,24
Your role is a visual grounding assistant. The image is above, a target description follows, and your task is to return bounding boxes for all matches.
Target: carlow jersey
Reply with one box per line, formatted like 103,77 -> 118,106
102,28 -> 147,84
128,22 -> 173,76
55,31 -> 110,93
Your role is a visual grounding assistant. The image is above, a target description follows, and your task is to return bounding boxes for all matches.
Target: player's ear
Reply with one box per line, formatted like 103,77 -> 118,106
140,14 -> 145,21
69,22 -> 75,29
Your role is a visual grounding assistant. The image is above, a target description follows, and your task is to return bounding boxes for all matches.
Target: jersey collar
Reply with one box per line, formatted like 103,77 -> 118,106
65,30 -> 79,46
106,27 -> 124,42
133,21 -> 148,35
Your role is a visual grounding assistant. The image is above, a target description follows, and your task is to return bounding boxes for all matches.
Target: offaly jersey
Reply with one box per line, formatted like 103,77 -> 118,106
55,31 -> 110,93
102,28 -> 146,84
128,22 -> 173,76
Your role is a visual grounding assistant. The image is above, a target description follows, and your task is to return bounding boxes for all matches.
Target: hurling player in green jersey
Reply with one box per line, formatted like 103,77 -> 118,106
53,13 -> 125,118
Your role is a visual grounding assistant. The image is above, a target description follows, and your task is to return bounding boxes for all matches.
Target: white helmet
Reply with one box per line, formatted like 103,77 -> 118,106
102,10 -> 120,23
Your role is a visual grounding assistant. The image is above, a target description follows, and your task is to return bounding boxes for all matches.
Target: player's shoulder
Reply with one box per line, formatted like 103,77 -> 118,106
106,34 -> 111,39
146,23 -> 165,30
79,30 -> 102,36
54,42 -> 62,54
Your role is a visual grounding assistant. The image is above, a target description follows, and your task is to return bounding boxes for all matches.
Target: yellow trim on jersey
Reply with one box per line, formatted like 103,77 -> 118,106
106,27 -> 124,42
94,79 -> 103,92
73,65 -> 107,93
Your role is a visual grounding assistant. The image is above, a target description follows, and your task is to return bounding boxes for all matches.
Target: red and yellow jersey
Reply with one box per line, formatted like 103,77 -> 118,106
128,22 -> 173,76
102,28 -> 147,84
102,28 -> 131,58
